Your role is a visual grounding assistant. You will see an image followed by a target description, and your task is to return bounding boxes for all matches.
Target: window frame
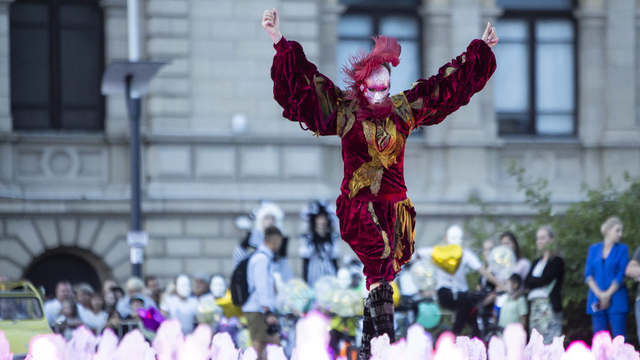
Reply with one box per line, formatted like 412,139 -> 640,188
497,10 -> 578,137
338,5 -> 424,86
10,0 -> 106,132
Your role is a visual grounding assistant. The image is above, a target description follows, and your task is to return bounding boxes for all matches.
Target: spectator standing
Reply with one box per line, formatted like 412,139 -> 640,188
44,280 -> 74,324
75,283 -> 95,325
104,309 -> 122,336
625,235 -> 640,343
199,274 -> 243,319
585,216 -> 629,339
116,277 -> 157,318
102,279 -> 117,298
500,232 -> 531,291
496,274 -> 528,328
242,226 -> 283,360
232,202 -> 294,285
298,201 -> 341,288
56,298 -> 83,340
160,274 -> 199,335
524,225 -> 564,344
193,273 -> 211,299
417,225 -> 504,337
82,292 -> 109,334
478,238 -> 498,328
144,276 -> 163,306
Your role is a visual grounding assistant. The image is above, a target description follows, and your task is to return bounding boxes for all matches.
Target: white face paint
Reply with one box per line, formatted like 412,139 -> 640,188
363,66 -> 390,105
446,225 -> 464,246
337,268 -> 352,290
176,275 -> 191,298
210,276 -> 227,298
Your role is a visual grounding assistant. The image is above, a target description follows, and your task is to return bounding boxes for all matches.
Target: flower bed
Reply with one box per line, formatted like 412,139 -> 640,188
1,311 -> 638,360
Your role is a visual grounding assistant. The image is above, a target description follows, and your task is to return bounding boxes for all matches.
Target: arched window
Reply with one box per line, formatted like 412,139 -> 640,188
10,0 -> 104,131
494,0 -> 576,136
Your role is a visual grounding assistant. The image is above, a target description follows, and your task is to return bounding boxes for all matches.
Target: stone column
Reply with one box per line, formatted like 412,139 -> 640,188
100,0 -> 129,137
419,0 -> 452,146
319,0 -> 345,81
575,0 -> 606,189
602,0 -> 640,144
0,0 -> 14,133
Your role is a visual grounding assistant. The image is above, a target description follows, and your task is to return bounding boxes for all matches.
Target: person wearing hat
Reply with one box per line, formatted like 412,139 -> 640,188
263,7 -> 498,359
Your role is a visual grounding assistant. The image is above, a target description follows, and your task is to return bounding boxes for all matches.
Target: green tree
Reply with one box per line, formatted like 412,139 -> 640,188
467,163 -> 640,346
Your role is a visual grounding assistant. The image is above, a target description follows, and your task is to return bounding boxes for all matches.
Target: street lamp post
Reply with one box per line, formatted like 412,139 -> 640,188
98,0 -> 169,279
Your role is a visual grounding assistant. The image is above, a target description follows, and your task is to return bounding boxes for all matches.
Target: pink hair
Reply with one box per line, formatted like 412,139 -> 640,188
342,35 -> 401,101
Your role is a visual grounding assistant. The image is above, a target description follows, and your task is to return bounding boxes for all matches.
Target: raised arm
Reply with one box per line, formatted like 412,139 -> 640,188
404,23 -> 498,129
263,9 -> 340,136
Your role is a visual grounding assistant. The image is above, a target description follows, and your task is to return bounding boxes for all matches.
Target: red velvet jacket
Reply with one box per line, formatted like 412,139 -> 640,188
271,37 -> 496,202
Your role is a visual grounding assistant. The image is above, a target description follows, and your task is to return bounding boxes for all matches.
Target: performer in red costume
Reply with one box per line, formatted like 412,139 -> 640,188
262,8 -> 498,358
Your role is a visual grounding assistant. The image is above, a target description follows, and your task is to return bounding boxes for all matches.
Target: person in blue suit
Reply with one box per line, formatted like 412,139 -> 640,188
584,216 -> 629,339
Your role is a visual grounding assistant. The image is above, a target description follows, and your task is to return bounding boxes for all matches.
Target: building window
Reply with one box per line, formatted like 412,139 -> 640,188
10,0 -> 104,131
494,1 -> 576,136
336,0 -> 421,97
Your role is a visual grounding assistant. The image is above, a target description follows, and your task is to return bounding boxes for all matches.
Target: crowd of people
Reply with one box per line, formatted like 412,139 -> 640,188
13,201 -> 639,359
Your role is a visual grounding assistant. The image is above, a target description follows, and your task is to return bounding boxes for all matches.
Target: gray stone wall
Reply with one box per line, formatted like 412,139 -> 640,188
0,0 -> 639,286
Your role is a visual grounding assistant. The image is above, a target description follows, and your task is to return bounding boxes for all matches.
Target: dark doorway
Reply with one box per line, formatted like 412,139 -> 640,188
24,247 -> 105,300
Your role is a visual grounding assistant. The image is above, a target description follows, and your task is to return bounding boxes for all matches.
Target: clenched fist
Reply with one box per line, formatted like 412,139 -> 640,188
262,8 -> 282,44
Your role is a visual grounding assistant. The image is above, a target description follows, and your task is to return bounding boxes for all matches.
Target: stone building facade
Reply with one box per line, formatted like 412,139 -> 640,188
0,0 -> 639,291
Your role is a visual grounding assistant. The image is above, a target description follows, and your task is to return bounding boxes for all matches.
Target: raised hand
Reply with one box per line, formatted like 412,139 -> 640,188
481,22 -> 498,48
262,8 -> 282,44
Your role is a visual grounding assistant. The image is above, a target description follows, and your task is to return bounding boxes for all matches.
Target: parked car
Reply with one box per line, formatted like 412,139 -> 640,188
0,281 -> 52,359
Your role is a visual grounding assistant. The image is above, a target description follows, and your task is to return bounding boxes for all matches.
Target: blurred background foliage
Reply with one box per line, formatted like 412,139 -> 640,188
464,161 -> 640,346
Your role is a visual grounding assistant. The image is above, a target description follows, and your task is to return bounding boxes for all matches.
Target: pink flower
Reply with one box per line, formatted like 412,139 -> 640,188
405,323 -> 432,360
28,333 -> 66,360
153,319 -> 184,360
95,328 -> 119,360
64,325 -> 100,360
113,330 -> 154,360
178,324 -> 212,360
370,333 -> 390,360
561,341 -> 595,360
0,330 -> 13,360
432,332 -> 463,360
503,323 -> 526,360
487,336 -> 506,360
211,331 -> 240,360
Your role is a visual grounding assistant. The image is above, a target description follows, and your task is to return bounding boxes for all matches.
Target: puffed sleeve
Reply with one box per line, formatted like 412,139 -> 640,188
404,39 -> 496,129
271,37 -> 340,136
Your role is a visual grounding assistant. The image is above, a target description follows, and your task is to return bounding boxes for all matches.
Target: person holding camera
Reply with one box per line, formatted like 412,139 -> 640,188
242,226 -> 283,360
585,217 -> 629,339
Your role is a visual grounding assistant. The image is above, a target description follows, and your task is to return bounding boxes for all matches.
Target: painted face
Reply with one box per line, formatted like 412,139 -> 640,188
337,268 -> 352,290
362,66 -> 390,105
176,275 -> 192,298
446,225 -> 464,246
210,276 -> 227,298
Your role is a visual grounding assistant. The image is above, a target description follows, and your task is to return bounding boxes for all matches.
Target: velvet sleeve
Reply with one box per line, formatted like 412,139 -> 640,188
271,37 -> 340,136
403,39 -> 496,129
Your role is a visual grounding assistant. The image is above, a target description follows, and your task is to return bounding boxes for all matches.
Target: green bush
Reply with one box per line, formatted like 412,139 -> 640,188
466,162 -> 640,346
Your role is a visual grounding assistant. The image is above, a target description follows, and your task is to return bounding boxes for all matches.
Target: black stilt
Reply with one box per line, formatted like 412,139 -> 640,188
358,297 -> 375,360
368,282 -> 395,344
